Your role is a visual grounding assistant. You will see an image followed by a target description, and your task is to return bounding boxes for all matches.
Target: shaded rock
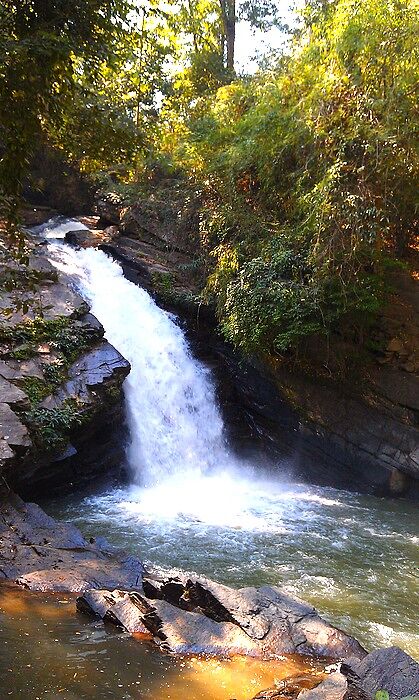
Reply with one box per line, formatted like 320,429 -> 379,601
344,647 -> 419,700
0,376 -> 29,407
0,493 -> 145,592
24,142 -> 95,215
120,184 -> 200,257
0,358 -> 44,381
0,230 -> 130,493
388,467 -> 409,495
96,196 -> 122,226
0,404 -> 31,456
387,338 -> 404,354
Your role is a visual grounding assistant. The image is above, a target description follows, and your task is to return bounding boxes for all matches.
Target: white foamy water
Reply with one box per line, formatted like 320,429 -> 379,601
46,227 -> 242,489
30,216 -> 88,239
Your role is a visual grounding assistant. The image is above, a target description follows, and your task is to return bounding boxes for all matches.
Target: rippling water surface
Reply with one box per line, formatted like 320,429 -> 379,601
46,476 -> 419,660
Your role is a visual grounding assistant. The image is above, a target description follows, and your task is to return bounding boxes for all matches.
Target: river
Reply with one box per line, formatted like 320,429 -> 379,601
0,220 -> 416,699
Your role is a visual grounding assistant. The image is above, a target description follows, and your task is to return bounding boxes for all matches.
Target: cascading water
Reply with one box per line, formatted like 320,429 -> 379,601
36,219 -> 418,660
50,242 -> 230,487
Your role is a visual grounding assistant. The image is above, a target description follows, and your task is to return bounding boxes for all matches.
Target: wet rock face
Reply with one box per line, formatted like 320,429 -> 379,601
91,191 -> 419,499
77,574 -> 366,661
0,493 -> 144,592
65,225 -> 119,249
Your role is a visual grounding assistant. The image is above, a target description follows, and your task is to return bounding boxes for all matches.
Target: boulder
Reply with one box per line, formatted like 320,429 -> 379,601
0,403 -> 31,459
40,341 -> 129,410
0,376 -> 30,407
295,672 -> 348,699
96,196 -> 122,226
252,672 -> 329,699
65,227 -> 119,249
77,574 -> 366,660
0,493 -> 145,592
343,646 -> 419,699
0,281 -> 88,328
76,589 -> 151,635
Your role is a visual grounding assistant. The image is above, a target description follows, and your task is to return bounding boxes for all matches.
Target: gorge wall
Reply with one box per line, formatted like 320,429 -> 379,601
2,189 -> 418,499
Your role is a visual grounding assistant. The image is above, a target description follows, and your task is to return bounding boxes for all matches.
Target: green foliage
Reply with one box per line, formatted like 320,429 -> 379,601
48,322 -> 93,364
27,401 -> 85,452
0,0 -> 134,221
0,315 -> 96,362
375,692 -> 390,700
1,0 -> 417,362
18,376 -> 51,406
374,693 -> 419,700
164,0 -> 418,354
42,360 -> 66,388
151,271 -> 175,297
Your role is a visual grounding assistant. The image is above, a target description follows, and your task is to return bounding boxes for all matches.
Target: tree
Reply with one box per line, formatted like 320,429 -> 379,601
168,0 -> 282,86
219,0 -> 236,72
0,0 -> 133,223
167,0 -> 418,354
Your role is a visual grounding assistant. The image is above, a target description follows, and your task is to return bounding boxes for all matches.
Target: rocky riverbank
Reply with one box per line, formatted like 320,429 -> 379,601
0,493 -> 418,699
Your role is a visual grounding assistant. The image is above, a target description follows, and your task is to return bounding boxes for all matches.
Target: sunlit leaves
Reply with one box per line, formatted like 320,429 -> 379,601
172,0 -> 419,354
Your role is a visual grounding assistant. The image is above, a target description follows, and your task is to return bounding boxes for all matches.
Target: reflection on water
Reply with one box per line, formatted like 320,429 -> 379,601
0,584 -> 324,700
45,478 -> 419,660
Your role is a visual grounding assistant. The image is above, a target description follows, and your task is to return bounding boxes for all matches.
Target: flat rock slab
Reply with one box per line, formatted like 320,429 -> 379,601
0,281 -> 88,328
77,574 -> 366,660
0,376 -> 28,407
0,403 -> 31,453
0,494 -> 144,592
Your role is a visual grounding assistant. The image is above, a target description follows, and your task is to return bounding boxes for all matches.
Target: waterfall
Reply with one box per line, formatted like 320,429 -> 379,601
47,238 -> 235,487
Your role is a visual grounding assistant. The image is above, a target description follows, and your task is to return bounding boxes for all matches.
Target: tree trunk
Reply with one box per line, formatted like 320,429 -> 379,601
219,0 -> 236,73
135,8 -> 147,130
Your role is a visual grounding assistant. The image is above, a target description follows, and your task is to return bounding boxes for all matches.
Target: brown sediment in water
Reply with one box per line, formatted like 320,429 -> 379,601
0,583 -> 327,700
166,655 -> 326,700
0,582 -> 76,617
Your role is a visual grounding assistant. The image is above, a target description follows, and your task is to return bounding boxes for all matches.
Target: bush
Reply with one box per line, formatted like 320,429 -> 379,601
27,402 -> 85,452
163,0 -> 418,355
